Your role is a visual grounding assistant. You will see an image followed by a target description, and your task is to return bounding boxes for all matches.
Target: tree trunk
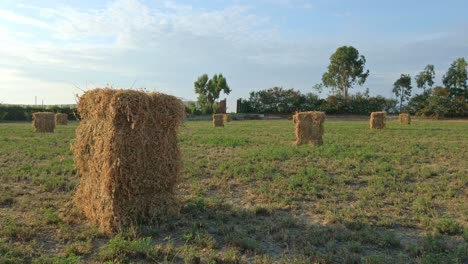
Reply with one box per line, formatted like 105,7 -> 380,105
400,94 -> 403,113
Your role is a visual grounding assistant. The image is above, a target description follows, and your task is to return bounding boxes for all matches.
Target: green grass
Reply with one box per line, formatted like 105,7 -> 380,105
0,119 -> 467,263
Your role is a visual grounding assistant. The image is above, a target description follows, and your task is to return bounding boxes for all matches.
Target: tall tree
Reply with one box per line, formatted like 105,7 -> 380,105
415,64 -> 435,93
442,57 -> 468,97
194,73 -> 231,114
321,46 -> 369,101
393,74 -> 412,113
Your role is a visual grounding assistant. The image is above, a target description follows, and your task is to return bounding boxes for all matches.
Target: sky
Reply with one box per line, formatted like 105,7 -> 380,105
0,0 -> 467,110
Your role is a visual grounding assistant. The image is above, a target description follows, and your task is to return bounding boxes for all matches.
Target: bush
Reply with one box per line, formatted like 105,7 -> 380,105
238,87 -> 397,115
0,105 -> 78,121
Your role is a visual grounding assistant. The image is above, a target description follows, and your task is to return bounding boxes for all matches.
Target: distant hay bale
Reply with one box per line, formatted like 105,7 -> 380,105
399,113 -> 411,125
73,88 -> 185,233
32,112 -> 55,133
370,112 -> 386,129
55,113 -> 68,125
223,114 -> 231,122
294,111 -> 325,146
213,114 -> 224,127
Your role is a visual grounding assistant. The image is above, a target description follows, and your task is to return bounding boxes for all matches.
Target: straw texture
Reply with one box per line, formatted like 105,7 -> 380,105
213,114 -> 224,127
32,112 -> 55,132
55,113 -> 68,125
73,88 -> 185,233
294,111 -> 325,146
370,112 -> 386,129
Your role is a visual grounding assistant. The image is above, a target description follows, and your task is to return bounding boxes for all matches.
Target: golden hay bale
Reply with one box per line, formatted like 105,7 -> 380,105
55,113 -> 68,125
73,88 -> 185,233
294,111 -> 325,146
32,112 -> 55,132
370,112 -> 386,129
223,114 -> 231,122
213,114 -> 224,127
399,113 -> 411,125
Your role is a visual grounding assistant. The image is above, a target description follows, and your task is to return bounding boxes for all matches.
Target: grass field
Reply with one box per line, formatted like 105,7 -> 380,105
0,119 -> 467,263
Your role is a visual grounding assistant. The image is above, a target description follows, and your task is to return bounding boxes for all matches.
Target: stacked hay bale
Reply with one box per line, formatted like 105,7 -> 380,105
294,111 -> 325,146
55,113 -> 68,125
73,88 -> 185,233
223,114 -> 231,123
399,113 -> 411,125
32,112 -> 55,132
213,114 -> 224,127
370,112 -> 386,129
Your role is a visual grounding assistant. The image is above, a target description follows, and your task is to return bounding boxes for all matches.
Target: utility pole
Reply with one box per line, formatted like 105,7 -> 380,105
35,96 -> 37,105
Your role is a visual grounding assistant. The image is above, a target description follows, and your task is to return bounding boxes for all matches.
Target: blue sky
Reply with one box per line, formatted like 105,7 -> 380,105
0,0 -> 467,110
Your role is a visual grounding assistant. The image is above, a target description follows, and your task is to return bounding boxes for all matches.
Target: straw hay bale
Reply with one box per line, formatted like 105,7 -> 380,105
399,113 -> 411,125
370,112 -> 386,129
294,111 -> 325,146
223,114 -> 231,122
32,112 -> 55,132
55,113 -> 68,125
213,114 -> 224,127
73,88 -> 185,233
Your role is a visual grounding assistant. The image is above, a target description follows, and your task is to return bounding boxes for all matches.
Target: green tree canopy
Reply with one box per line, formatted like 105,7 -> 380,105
321,46 -> 369,100
393,74 -> 412,113
194,73 -> 231,114
415,64 -> 435,93
442,57 -> 468,97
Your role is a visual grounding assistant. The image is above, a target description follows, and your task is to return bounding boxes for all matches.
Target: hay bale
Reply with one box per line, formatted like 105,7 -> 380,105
32,112 -> 55,132
294,111 -> 325,146
73,88 -> 185,233
370,112 -> 386,129
213,114 -> 224,127
223,114 -> 231,122
55,113 -> 68,125
399,113 -> 411,125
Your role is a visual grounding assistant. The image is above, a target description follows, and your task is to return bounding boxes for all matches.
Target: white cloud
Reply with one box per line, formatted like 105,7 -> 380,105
0,9 -> 52,29
0,0 -> 467,106
0,67 -> 78,104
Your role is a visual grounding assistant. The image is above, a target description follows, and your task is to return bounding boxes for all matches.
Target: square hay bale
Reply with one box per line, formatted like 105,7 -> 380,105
294,111 -> 325,146
223,114 -> 231,122
55,113 -> 68,125
399,113 -> 411,125
213,114 -> 224,127
370,112 -> 386,129
32,112 -> 55,132
73,88 -> 185,233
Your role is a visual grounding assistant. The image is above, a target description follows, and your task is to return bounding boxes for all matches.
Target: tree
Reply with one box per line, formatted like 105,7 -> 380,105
312,83 -> 324,95
393,74 -> 412,113
245,87 -> 305,114
415,64 -> 435,93
321,46 -> 369,101
194,73 -> 231,114
187,102 -> 198,115
442,57 -> 468,97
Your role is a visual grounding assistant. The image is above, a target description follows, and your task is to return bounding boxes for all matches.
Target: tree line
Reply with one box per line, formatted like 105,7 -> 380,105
192,46 -> 467,118
0,105 -> 78,121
